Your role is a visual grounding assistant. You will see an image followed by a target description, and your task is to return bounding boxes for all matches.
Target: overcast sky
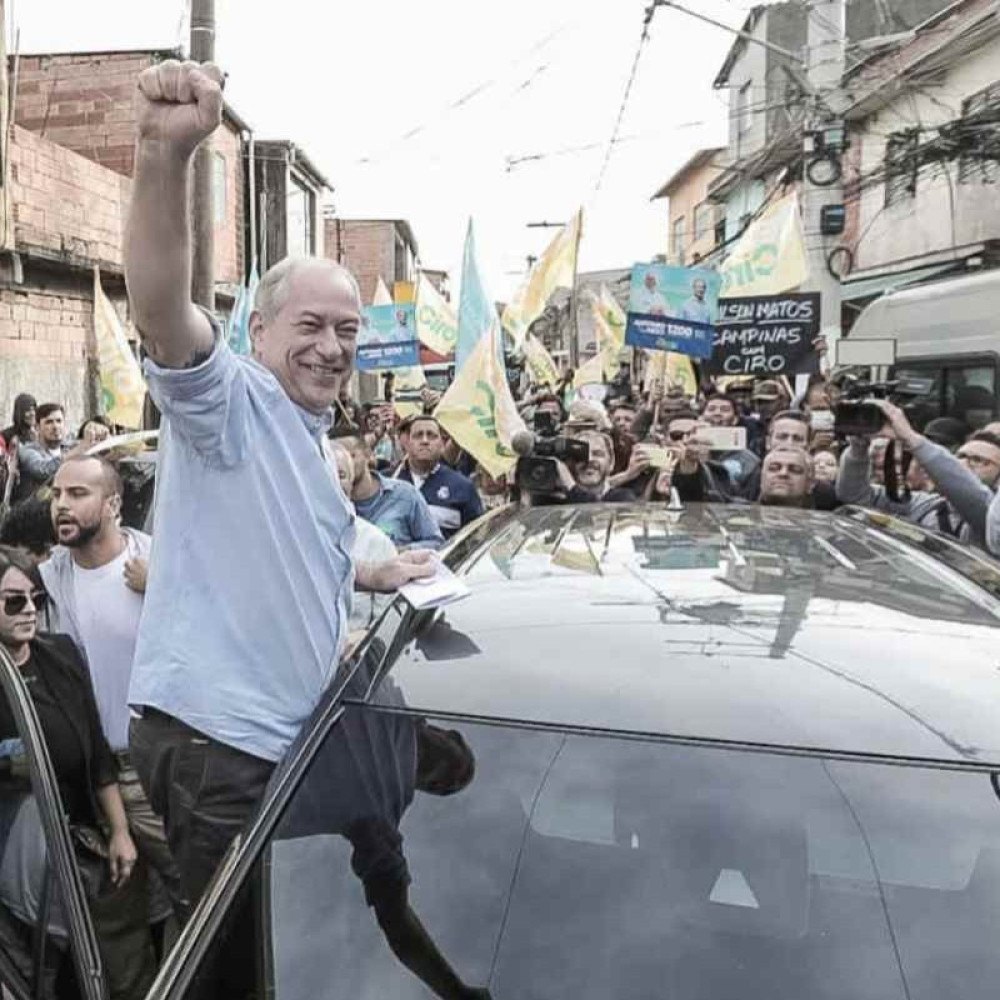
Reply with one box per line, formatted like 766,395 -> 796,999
13,0 -> 755,298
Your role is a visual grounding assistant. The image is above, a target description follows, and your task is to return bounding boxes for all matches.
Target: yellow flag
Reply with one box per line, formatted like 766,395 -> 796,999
415,272 -> 458,357
720,192 -> 808,298
435,330 -> 525,478
589,297 -> 623,380
642,349 -> 697,398
93,268 -> 145,429
573,352 -> 606,389
372,277 -> 393,306
502,209 -> 582,348
597,284 -> 626,347
522,333 -> 560,387
391,366 -> 427,419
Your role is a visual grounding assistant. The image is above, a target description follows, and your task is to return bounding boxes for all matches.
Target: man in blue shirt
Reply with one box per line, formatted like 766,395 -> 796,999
396,415 -> 483,539
122,58 -> 433,936
333,427 -> 443,549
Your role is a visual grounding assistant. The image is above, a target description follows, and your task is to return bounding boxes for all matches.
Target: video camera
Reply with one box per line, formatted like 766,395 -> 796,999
513,410 -> 590,496
833,374 -> 934,437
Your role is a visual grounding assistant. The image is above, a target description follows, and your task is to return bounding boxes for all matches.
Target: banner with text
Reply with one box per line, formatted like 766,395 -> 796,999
705,292 -> 820,377
625,263 -> 720,360
358,303 -> 420,370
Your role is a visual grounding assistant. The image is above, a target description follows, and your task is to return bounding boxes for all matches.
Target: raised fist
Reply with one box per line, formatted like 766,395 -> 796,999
135,60 -> 224,155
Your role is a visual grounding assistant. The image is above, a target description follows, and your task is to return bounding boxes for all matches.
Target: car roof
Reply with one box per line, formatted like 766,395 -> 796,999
372,503 -> 1000,769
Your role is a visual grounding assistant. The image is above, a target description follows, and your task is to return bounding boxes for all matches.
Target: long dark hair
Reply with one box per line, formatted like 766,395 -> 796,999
10,394 -> 36,439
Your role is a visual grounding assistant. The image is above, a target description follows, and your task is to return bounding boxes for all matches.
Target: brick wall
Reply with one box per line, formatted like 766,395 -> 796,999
14,49 -> 246,285
323,219 -> 395,304
10,124 -> 131,268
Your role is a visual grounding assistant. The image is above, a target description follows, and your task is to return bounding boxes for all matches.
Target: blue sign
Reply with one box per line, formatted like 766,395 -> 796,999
358,303 -> 420,370
624,263 -> 720,360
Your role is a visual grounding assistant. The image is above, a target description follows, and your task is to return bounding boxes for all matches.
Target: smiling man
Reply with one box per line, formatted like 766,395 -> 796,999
121,59 -> 433,929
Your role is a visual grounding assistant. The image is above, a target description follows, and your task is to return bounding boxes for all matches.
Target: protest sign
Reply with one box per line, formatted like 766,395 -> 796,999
705,292 -> 820,377
358,303 -> 420,370
625,263 -> 720,360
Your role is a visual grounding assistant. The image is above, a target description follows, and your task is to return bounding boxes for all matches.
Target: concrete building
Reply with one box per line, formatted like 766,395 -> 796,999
652,148 -> 726,265
840,0 -> 1000,310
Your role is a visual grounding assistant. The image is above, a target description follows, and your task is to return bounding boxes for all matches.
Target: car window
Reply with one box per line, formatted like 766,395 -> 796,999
893,360 -> 997,431
175,702 -> 1000,998
0,651 -> 103,1000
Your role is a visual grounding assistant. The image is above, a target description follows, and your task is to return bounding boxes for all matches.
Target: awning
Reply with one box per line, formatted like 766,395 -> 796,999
841,261 -> 960,302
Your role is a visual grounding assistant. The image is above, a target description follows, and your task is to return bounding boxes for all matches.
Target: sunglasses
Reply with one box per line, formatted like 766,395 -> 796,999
668,430 -> 689,441
2,591 -> 48,616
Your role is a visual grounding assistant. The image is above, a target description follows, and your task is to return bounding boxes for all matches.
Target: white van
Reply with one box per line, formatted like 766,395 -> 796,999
846,269 -> 1000,430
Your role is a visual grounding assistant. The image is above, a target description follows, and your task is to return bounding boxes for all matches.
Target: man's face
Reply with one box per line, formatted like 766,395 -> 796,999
760,450 -> 812,505
610,407 -> 636,436
692,279 -> 706,301
50,460 -> 117,548
702,398 -> 737,428
812,450 -> 838,484
328,445 -> 354,498
250,263 -> 361,415
38,410 -> 64,447
572,433 -> 613,490
366,410 -> 384,437
754,394 -> 783,420
340,436 -> 371,488
408,420 -> 444,467
768,417 -> 809,451
644,273 -> 657,292
538,400 -> 562,423
956,440 -> 1000,487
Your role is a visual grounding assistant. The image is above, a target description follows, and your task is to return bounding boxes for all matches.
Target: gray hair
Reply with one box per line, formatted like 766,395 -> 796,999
253,257 -> 362,322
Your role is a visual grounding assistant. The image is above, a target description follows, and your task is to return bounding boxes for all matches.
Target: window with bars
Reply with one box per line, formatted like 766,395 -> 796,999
672,217 -> 686,265
958,81 -> 1000,184
884,129 -> 920,206
693,201 -> 713,242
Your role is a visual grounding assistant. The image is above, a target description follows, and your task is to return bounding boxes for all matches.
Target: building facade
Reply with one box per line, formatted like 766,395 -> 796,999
652,148 -> 726,265
323,218 -> 419,305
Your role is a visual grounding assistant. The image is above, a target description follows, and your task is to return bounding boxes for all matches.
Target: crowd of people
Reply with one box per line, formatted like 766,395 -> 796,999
0,56 -> 999,1000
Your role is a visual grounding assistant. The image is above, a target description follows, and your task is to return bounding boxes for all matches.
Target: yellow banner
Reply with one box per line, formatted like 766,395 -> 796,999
642,350 -> 697,398
522,333 -> 560,387
720,192 -> 808,298
502,209 -> 582,347
415,272 -> 459,357
435,330 -> 524,478
597,284 -> 626,347
93,268 -> 145,429
589,297 -> 623,380
393,280 -> 416,304
391,366 -> 427,419
573,351 -> 606,389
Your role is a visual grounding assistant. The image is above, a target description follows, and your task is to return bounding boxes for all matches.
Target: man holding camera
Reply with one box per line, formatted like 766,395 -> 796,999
836,400 -> 1000,547
552,430 -> 635,504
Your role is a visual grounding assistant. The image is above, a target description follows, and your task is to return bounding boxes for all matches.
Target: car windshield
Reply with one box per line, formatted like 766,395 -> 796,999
181,632 -> 1000,1000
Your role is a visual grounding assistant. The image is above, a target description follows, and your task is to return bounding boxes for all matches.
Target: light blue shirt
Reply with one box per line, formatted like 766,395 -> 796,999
129,325 -> 356,762
680,296 -> 713,325
354,473 -> 444,550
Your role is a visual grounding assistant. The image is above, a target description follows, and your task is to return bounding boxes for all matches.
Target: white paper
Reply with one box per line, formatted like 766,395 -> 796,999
399,559 -> 471,610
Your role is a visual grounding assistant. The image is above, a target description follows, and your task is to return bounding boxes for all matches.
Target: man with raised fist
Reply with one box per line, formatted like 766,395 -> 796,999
123,60 -> 433,924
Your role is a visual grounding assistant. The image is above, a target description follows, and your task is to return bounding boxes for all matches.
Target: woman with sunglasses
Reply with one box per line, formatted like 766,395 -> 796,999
0,545 -> 150,998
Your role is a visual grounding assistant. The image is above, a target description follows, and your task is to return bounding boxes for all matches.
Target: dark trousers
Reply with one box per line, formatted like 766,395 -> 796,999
129,711 -> 274,998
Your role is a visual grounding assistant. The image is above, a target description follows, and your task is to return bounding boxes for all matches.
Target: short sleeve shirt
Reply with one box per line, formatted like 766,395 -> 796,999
129,323 -> 356,762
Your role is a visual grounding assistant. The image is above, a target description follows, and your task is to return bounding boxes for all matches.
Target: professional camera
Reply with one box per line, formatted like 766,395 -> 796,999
512,411 -> 590,496
833,374 -> 934,437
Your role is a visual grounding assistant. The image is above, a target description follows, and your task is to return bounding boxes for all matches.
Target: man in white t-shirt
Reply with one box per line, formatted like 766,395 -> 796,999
40,454 -> 183,918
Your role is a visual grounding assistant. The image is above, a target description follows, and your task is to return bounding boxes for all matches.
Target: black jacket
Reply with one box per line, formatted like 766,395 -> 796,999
9,634 -> 117,826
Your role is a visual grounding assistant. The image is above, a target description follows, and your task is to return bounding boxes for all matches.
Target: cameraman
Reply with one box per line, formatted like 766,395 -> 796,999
552,430 -> 635,504
836,400 -> 1000,547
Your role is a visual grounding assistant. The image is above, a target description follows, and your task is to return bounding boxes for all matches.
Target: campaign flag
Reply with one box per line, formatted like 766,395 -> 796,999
625,263 -> 720,360
226,261 -> 259,356
522,333 -> 560,387
589,295 -> 625,380
93,268 -> 145,429
642,349 -> 697,398
372,276 -> 394,306
502,209 -> 582,348
597,284 -> 626,348
719,192 -> 808,298
436,328 -> 525,478
573,352 -> 606,389
391,365 -> 428,419
456,220 -> 501,374
706,292 -> 821,377
415,272 -> 458,357
358,303 -> 421,370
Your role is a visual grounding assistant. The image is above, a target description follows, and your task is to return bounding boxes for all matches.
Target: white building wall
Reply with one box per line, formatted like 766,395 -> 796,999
854,34 -> 1000,272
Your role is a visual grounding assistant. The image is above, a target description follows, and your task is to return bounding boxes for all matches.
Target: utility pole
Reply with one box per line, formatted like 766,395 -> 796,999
801,0 -> 847,358
190,0 -> 216,310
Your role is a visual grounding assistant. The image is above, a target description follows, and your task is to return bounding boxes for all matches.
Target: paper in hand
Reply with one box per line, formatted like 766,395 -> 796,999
400,558 -> 471,611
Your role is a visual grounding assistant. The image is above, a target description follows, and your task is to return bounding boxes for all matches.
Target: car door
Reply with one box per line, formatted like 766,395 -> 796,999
0,645 -> 106,1000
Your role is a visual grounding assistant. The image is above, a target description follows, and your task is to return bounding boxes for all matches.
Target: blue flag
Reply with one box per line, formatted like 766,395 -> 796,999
227,261 -> 260,356
455,220 -> 501,374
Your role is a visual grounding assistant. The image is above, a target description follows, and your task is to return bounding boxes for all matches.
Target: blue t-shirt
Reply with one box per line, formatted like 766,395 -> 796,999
129,326 -> 356,762
354,473 -> 443,550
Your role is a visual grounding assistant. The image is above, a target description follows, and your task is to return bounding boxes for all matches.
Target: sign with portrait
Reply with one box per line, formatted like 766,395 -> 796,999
358,303 -> 421,370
